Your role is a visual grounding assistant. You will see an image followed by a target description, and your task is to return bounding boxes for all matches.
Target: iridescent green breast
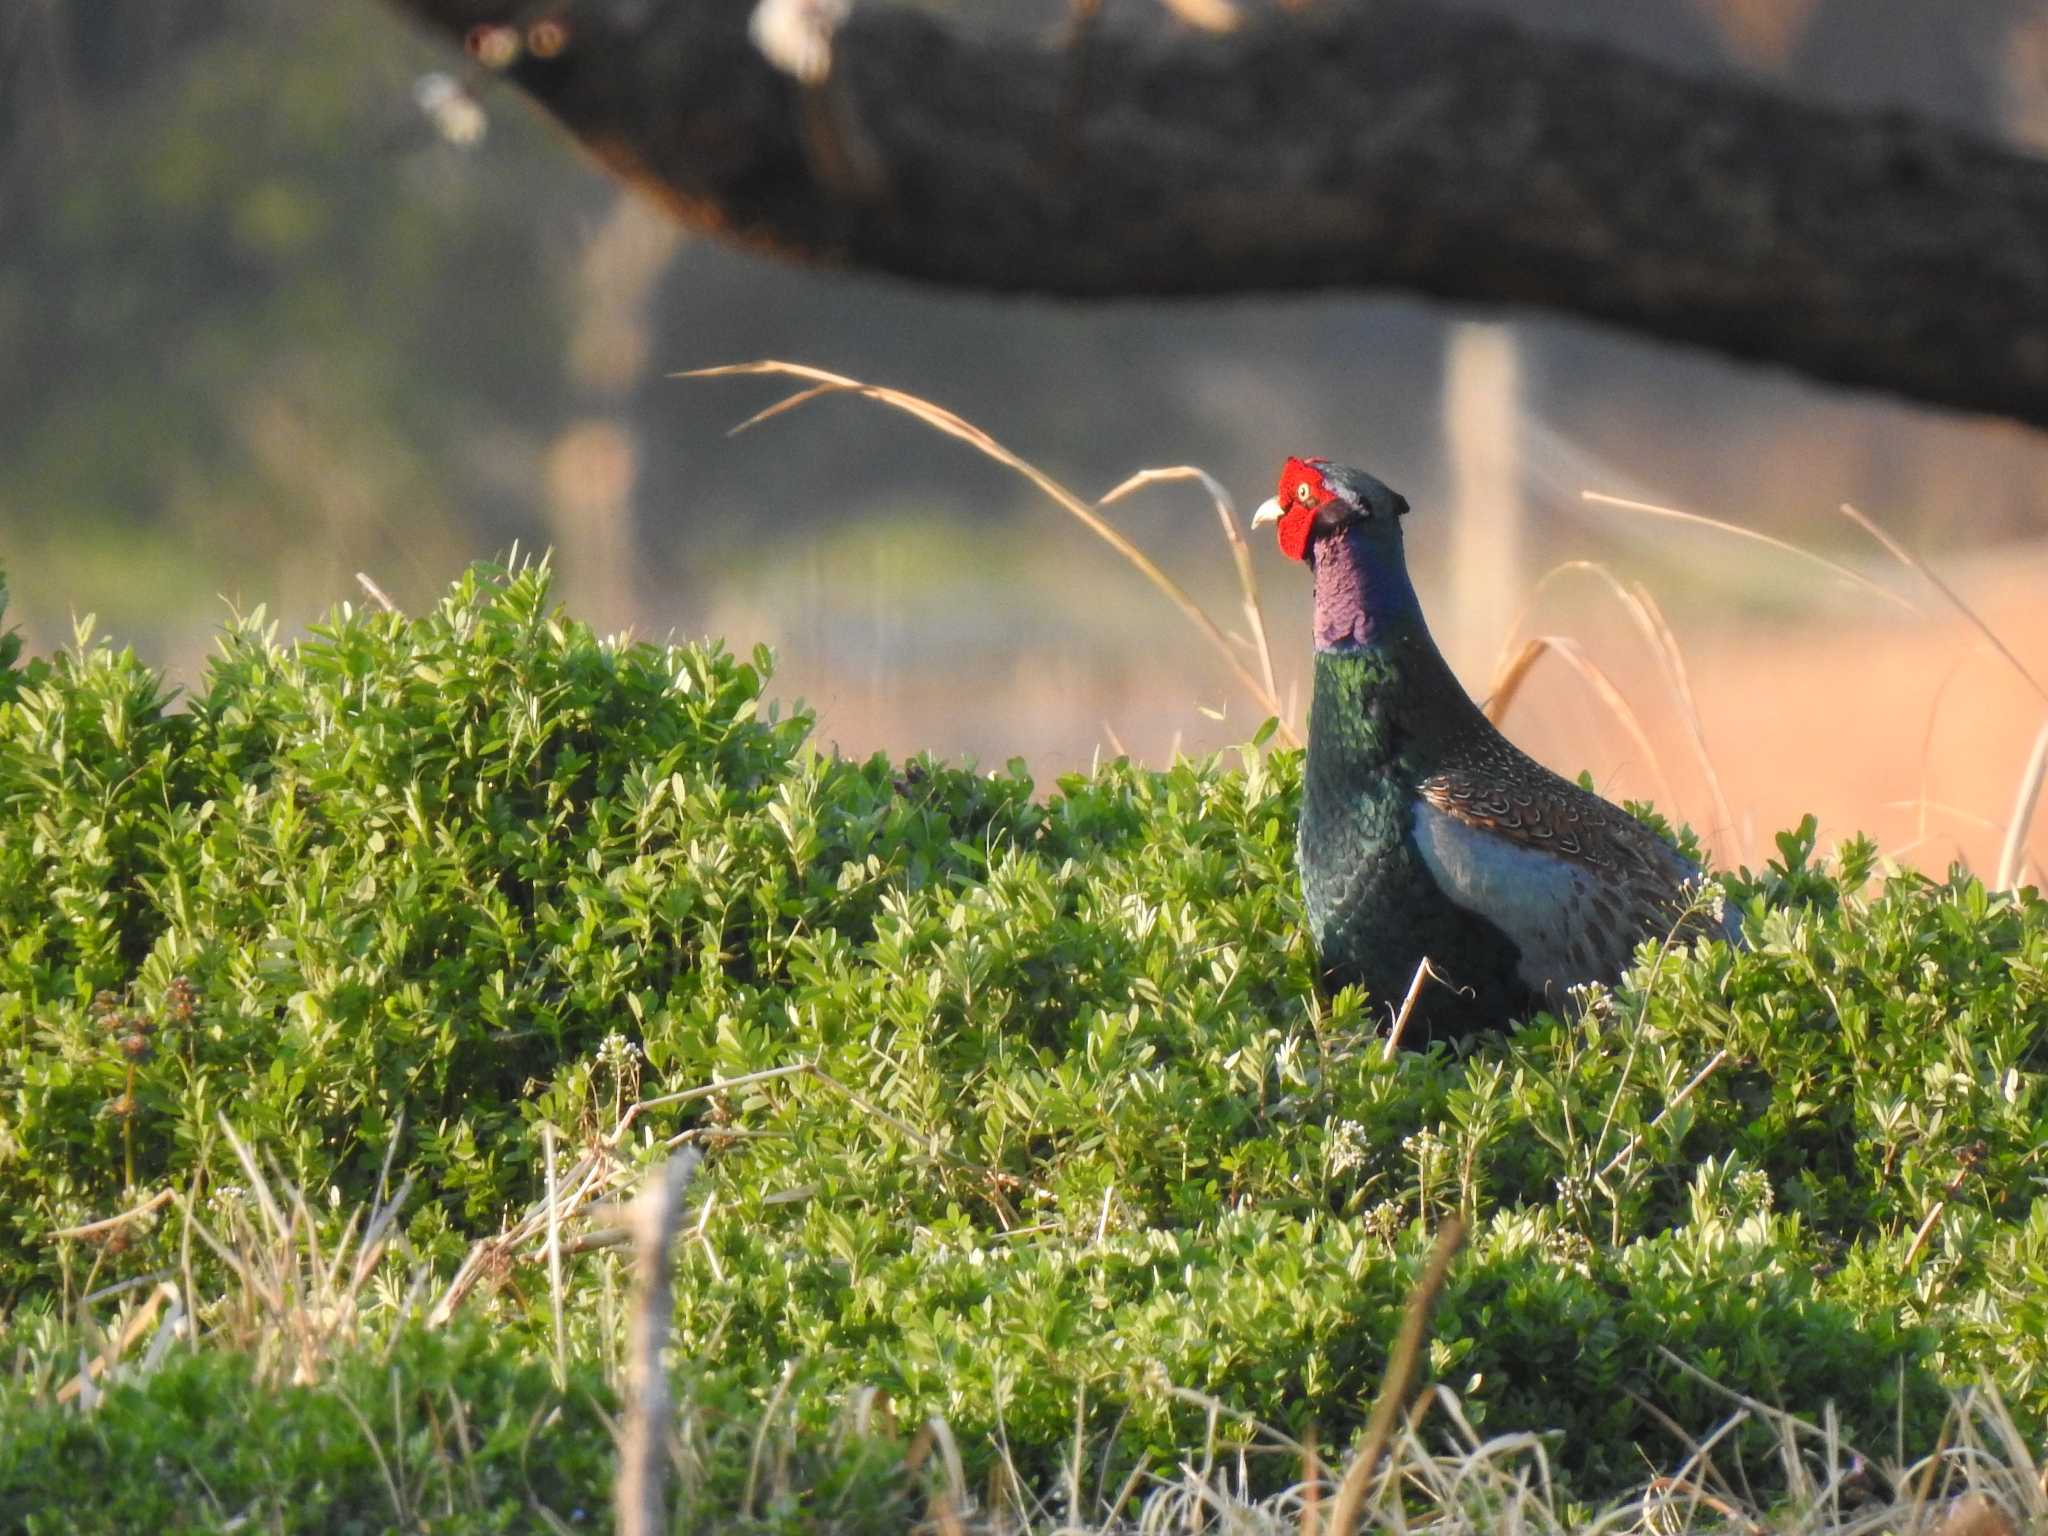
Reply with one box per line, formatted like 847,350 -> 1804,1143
1300,647 -> 1540,1040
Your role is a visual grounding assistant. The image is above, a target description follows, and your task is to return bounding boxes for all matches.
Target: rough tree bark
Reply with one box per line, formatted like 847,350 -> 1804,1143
385,0 -> 2048,427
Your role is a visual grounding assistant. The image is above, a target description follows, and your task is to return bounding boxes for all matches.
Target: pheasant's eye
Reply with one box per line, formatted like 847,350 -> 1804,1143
1295,481 -> 1315,503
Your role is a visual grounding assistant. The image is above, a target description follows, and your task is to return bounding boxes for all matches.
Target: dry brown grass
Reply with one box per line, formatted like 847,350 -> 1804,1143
681,360 -> 1300,747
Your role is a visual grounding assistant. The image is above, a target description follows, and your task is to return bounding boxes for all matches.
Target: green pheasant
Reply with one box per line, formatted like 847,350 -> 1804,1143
1253,456 -> 1735,1043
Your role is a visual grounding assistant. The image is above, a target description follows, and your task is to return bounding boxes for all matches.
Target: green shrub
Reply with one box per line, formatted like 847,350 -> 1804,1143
2,560 -> 2044,1515
0,1324 -> 617,1535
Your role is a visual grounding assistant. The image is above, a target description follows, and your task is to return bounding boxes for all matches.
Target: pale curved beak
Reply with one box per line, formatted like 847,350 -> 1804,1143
1250,496 -> 1284,529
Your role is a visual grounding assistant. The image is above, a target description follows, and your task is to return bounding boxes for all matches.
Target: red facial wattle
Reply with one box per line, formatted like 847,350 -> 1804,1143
1273,456 -> 1330,563
1275,500 -> 1316,562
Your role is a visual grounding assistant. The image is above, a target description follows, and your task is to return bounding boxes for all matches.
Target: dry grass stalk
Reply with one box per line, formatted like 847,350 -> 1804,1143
1482,634 -> 1547,722
1624,1389 -> 1755,1528
1916,652 -> 1978,852
1995,719 -> 2048,891
334,1387 -> 411,1529
1642,1472 -> 1763,1535
1098,464 -> 1289,742
56,1280 -> 183,1406
429,1068 -> 830,1328
1491,559 -> 1734,855
1159,1382 -> 1310,1459
429,1144 -> 623,1325
1484,633 -> 1681,813
681,362 -> 1294,740
177,1119 -> 415,1385
1832,502 -> 2048,889
1904,1147 -> 1986,1269
1324,1215 -> 1466,1536
742,1355 -> 802,1522
1839,504 -> 2048,705
617,1147 -> 701,1536
1886,799 -> 2008,835
1582,491 -> 2047,888
903,1415 -> 970,1519
1580,491 -> 1922,616
1630,583 -> 1736,848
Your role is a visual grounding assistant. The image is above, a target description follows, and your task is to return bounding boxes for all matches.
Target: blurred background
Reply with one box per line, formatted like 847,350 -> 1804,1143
4,0 -> 2046,878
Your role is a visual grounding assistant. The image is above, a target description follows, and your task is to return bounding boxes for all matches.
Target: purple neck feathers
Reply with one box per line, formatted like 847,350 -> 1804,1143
1311,527 -> 1417,652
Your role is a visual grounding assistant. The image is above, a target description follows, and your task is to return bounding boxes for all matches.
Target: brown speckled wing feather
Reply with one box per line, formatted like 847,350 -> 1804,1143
1415,740 -> 1718,988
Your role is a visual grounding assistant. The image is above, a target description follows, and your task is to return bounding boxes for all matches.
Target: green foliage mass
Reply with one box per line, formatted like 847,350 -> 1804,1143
0,1325 -> 623,1535
2,562 -> 2046,1521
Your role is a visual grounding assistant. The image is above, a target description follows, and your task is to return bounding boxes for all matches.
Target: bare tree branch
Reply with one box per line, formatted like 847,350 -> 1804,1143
386,0 -> 2048,426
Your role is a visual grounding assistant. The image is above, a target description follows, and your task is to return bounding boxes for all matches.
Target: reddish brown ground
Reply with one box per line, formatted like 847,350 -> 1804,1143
744,535 -> 2048,886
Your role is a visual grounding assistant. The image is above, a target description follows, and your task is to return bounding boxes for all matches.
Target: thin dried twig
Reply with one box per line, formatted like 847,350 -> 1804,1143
544,1124 -> 566,1388
1644,1473 -> 1766,1535
1382,957 -> 1456,1060
1624,1388 -> 1754,1519
607,1061 -> 812,1147
1656,1347 -> 1844,1446
355,572 -> 400,614
47,1188 -> 175,1241
617,1148 -> 702,1536
681,362 -> 1290,731
1904,1147 -> 1986,1268
1596,1049 -> 1730,1182
803,1064 -> 1036,1226
430,1148 -> 622,1325
428,1067 -> 816,1327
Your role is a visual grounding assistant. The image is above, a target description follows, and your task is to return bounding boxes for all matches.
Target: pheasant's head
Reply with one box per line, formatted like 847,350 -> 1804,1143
1251,457 -> 1409,561
1252,457 -> 1417,650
